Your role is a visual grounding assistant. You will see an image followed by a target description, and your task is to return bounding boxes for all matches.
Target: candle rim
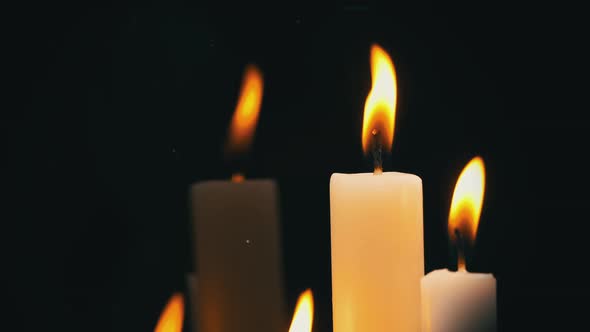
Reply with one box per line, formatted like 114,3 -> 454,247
330,171 -> 421,178
423,268 -> 496,278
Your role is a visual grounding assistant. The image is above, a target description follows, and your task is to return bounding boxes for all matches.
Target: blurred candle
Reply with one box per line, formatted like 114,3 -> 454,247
154,293 -> 184,332
421,156 -> 496,332
189,65 -> 285,332
330,44 -> 424,332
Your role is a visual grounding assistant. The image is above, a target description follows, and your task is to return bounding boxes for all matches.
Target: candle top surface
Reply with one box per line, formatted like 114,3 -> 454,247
331,171 -> 419,177
424,268 -> 495,279
192,178 -> 276,186
191,178 -> 278,194
331,171 -> 421,184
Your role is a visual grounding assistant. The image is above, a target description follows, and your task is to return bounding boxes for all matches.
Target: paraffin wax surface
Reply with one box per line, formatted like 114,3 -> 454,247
330,172 -> 424,332
421,269 -> 497,332
190,179 -> 286,332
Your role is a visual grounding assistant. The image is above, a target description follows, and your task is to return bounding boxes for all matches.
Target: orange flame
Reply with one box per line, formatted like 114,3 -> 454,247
448,156 -> 486,270
231,172 -> 245,183
154,293 -> 184,332
361,44 -> 398,155
288,289 -> 314,332
226,64 -> 264,156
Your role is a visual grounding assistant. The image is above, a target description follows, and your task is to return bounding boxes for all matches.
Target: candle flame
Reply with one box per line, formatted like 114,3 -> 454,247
361,44 -> 398,155
231,172 -> 245,183
226,64 -> 264,157
448,156 -> 486,270
288,289 -> 314,332
154,293 -> 184,332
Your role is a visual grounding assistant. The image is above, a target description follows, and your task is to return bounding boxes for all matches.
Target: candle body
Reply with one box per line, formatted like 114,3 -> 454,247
421,269 -> 496,332
330,172 -> 424,332
190,179 -> 286,332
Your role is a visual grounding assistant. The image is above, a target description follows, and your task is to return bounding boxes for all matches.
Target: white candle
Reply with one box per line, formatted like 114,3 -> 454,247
190,179 -> 285,332
330,44 -> 424,332
189,65 -> 286,332
421,156 -> 497,332
421,269 -> 496,332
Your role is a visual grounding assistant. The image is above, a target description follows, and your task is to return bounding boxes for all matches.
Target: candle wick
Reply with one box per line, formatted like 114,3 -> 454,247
455,228 -> 467,272
372,129 -> 383,175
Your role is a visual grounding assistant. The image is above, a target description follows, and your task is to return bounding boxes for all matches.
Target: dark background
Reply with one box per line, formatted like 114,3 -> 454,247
8,1 -> 589,331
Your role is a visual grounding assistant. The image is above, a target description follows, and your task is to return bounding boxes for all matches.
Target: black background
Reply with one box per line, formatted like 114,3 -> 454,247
8,1 -> 589,331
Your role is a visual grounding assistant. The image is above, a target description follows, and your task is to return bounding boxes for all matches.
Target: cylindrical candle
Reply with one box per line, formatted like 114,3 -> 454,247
330,44 -> 424,331
421,269 -> 496,332
188,64 -> 286,332
421,156 -> 496,332
190,179 -> 286,332
330,172 -> 424,331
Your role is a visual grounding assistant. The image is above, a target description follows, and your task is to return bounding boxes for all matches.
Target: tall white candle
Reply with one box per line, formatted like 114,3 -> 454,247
421,156 -> 496,332
330,44 -> 424,332
189,65 -> 286,332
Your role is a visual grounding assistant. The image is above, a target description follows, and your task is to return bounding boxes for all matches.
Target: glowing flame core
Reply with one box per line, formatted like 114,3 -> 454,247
288,289 -> 314,332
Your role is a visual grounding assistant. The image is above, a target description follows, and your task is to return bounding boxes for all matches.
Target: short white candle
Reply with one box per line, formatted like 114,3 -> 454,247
421,269 -> 496,332
421,156 -> 497,332
330,44 -> 424,332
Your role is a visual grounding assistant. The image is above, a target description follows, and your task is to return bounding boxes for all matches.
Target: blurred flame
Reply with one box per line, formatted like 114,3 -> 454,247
288,289 -> 314,332
448,156 -> 486,270
361,44 -> 398,154
226,64 -> 264,156
231,172 -> 245,183
154,293 -> 184,332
